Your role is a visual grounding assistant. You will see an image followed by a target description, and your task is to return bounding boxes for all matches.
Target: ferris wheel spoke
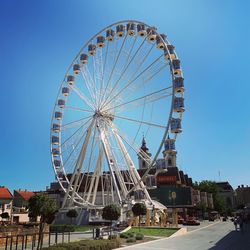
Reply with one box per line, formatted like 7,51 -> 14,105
114,115 -> 166,129
98,42 -> 110,109
61,120 -> 93,167
92,48 -> 104,108
113,43 -> 155,97
100,32 -> 130,107
121,35 -> 138,72
69,85 -> 96,110
102,54 -> 164,110
103,86 -> 172,113
61,115 -> 92,129
61,131 -> 86,172
65,106 -> 93,113
124,61 -> 169,97
61,117 -> 92,147
80,66 -> 98,105
112,123 -> 152,164
100,34 -> 149,108
97,49 -> 105,109
99,36 -> 136,108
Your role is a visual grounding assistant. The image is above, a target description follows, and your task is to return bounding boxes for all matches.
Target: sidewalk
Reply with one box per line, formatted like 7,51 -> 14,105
115,221 -> 250,250
209,222 -> 250,250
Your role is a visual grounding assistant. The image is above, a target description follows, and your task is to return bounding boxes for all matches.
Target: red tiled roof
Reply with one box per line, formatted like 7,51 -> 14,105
0,187 -> 13,200
15,190 -> 34,201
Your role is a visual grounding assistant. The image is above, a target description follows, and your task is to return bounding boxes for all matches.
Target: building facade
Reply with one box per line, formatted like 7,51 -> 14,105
235,185 -> 250,207
0,186 -> 13,223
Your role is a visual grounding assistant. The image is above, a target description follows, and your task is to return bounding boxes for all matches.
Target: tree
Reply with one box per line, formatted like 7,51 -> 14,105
27,194 -> 57,250
196,203 -> 207,219
214,195 -> 226,214
194,180 -> 226,214
193,180 -> 218,194
132,203 -> 147,231
102,204 -> 120,237
66,209 -> 78,224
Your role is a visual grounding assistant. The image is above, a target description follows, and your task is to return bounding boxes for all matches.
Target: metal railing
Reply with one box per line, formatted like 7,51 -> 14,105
0,231 -> 91,250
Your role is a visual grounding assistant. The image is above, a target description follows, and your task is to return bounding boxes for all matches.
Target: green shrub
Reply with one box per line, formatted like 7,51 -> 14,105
127,232 -> 135,238
108,234 -> 118,240
43,239 -> 120,250
120,233 -> 129,238
135,232 -> 144,240
126,237 -> 136,243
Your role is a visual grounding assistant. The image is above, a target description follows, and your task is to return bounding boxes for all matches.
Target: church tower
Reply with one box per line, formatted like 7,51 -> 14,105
138,136 -> 152,169
162,135 -> 177,168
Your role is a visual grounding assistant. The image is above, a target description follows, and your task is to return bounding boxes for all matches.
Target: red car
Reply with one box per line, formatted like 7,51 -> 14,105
183,217 -> 200,226
178,216 -> 185,224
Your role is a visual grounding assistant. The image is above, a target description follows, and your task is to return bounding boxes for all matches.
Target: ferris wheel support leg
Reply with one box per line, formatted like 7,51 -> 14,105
102,128 -> 129,200
101,175 -> 105,205
99,128 -> 124,204
111,128 -> 138,187
86,146 -> 103,203
61,121 -> 94,209
111,126 -> 152,204
92,174 -> 100,205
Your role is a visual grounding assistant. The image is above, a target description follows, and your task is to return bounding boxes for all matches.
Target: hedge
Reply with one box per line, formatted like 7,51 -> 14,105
126,237 -> 136,243
42,239 -> 120,250
135,233 -> 144,240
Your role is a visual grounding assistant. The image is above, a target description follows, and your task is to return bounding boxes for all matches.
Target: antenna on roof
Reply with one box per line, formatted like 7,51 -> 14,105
218,170 -> 221,181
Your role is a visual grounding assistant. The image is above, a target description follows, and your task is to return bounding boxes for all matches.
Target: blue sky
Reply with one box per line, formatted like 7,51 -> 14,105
0,0 -> 249,192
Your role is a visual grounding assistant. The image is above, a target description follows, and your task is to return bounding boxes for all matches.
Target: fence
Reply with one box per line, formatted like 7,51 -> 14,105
0,231 -> 91,250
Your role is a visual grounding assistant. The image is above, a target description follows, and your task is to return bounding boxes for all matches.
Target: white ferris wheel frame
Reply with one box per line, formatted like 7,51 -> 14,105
50,20 -> 184,209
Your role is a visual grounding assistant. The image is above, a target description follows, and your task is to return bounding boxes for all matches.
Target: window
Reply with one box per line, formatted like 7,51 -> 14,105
168,158 -> 172,166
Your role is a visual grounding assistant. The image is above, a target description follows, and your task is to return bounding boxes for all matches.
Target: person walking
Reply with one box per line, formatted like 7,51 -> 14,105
233,217 -> 238,231
239,215 -> 244,233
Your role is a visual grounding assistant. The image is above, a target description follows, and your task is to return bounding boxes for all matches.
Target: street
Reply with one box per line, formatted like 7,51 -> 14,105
119,220 -> 250,250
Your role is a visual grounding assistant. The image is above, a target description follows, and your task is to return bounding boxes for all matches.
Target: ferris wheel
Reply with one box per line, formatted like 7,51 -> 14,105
50,20 -> 185,210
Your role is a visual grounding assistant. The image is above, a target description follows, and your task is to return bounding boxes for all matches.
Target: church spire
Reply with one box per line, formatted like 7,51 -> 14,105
138,135 -> 152,169
141,135 -> 149,152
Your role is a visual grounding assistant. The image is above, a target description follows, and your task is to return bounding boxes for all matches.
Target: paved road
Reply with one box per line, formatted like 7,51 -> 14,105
119,221 -> 250,250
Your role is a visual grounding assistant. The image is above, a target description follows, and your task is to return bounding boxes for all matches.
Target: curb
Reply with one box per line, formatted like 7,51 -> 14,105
169,227 -> 187,237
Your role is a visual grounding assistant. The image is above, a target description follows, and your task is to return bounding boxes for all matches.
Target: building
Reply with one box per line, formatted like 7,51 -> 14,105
216,182 -> 236,208
138,136 -> 152,169
13,190 -> 34,209
235,185 -> 250,207
0,186 -> 13,223
12,190 -> 34,223
46,182 -> 65,208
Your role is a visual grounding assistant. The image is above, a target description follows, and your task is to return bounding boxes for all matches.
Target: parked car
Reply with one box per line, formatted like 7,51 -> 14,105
222,217 -> 227,221
178,216 -> 185,224
208,217 -> 215,221
183,217 -> 200,226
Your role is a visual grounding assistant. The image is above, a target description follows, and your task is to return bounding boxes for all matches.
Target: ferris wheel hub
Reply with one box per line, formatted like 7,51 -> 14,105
94,110 -> 114,122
